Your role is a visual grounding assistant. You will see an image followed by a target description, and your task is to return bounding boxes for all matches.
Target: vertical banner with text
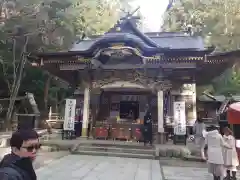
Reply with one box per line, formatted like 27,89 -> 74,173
64,99 -> 76,131
173,101 -> 186,135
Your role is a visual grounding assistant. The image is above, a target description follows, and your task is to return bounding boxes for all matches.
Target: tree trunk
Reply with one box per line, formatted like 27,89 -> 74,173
55,91 -> 58,115
5,37 -> 28,131
5,62 -> 25,130
44,75 -> 51,111
42,75 -> 51,132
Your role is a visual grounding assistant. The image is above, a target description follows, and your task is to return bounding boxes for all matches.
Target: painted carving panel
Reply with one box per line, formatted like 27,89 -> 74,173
91,69 -> 172,90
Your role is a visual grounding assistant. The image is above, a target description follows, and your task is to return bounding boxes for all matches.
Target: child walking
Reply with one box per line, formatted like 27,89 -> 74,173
223,127 -> 239,180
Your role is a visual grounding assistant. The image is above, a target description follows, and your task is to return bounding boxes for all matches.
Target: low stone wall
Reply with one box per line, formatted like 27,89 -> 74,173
155,142 -> 204,162
155,145 -> 191,158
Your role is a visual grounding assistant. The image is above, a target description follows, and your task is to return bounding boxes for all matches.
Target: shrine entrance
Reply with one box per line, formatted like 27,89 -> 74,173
119,101 -> 139,120
96,81 -> 158,121
89,81 -> 159,141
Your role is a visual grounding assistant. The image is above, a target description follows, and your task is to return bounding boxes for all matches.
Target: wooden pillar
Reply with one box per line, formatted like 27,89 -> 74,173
82,86 -> 90,137
90,90 -> 101,137
192,83 -> 197,125
157,90 -> 166,144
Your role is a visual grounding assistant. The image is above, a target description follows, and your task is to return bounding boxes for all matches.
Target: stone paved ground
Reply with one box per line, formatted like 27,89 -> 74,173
0,147 -> 70,169
36,155 -> 163,180
162,166 -> 211,180
160,158 -> 240,180
162,166 -> 239,180
36,155 -> 216,180
33,151 -> 69,169
35,155 -> 240,180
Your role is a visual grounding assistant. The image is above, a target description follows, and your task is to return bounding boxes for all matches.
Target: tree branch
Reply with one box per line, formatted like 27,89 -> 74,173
0,59 -> 11,93
12,38 -> 16,92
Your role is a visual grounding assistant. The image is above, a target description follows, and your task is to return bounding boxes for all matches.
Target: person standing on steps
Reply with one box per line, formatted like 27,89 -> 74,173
203,125 -> 232,180
193,117 -> 206,160
142,109 -> 153,146
0,129 -> 41,180
223,127 -> 239,180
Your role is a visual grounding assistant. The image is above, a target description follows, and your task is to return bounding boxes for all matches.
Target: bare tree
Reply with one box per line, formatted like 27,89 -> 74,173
5,36 -> 29,130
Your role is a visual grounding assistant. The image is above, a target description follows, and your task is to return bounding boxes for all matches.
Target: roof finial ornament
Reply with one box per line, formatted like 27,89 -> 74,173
188,24 -> 193,35
120,6 -> 140,21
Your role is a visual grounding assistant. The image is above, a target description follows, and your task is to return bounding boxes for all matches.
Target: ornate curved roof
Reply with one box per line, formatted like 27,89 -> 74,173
28,16 -> 239,86
32,15 -> 213,60
107,19 -> 159,47
70,31 -> 207,53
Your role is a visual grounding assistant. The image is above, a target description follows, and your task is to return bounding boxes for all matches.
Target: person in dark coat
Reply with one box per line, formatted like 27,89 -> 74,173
142,110 -> 153,146
0,129 -> 41,180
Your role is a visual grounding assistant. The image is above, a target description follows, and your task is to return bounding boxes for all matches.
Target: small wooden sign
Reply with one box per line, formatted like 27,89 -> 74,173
111,103 -> 119,111
121,95 -> 140,101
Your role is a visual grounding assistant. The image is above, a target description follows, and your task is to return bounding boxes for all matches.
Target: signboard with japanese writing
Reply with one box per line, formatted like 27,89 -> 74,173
173,101 -> 186,135
64,99 -> 76,131
111,94 -> 146,102
121,95 -> 140,101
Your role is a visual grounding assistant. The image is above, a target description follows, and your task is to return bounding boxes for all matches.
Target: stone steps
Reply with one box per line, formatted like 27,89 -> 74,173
72,150 -> 155,159
40,138 -> 206,162
76,145 -> 155,155
81,143 -> 153,150
71,143 -> 155,159
182,155 -> 205,162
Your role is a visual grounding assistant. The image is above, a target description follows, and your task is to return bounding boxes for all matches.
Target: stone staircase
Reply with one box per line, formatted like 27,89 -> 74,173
71,143 -> 156,159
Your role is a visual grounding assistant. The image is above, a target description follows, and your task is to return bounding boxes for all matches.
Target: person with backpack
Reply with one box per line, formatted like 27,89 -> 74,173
0,129 -> 41,180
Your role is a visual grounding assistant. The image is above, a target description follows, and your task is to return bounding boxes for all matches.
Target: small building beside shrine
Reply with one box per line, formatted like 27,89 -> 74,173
28,16 -> 238,143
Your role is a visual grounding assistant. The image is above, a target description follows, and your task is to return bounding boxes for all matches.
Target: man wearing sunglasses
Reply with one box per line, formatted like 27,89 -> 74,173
0,129 -> 41,180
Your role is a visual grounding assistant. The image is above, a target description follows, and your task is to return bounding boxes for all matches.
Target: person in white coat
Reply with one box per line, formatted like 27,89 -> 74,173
204,125 -> 231,180
223,127 -> 239,180
193,118 -> 206,159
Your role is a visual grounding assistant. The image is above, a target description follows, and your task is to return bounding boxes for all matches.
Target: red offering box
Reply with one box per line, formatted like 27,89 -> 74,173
111,127 -> 131,140
111,127 -> 118,139
132,128 -> 142,141
94,127 -> 108,139
227,103 -> 240,124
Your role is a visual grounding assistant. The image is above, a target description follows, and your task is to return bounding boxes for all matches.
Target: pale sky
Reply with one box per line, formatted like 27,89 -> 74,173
131,0 -> 169,32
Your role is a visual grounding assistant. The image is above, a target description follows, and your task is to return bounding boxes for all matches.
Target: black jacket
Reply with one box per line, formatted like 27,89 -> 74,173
0,153 -> 36,180
144,111 -> 152,126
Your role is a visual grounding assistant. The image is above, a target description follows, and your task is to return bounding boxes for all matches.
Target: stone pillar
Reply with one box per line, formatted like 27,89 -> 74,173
157,90 -> 166,144
82,87 -> 90,137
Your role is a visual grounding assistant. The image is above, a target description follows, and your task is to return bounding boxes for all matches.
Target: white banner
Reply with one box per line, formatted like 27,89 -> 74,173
173,101 -> 186,135
64,99 -> 76,131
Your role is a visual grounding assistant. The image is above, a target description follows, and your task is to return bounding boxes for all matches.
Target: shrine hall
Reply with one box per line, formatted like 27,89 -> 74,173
28,16 -> 239,143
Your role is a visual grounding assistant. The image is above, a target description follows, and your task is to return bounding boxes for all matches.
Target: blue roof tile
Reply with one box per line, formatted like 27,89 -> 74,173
70,34 -> 205,51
